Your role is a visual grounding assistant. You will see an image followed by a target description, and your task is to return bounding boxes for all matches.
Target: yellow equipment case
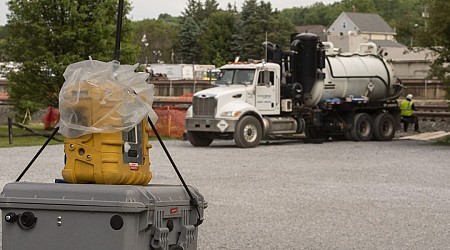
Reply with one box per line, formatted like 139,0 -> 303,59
62,120 -> 152,185
60,78 -> 153,185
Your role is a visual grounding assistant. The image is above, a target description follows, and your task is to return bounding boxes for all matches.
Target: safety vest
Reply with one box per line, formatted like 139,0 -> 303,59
400,100 -> 413,117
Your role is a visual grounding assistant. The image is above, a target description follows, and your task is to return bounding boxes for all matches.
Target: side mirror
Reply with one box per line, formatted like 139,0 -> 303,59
262,70 -> 271,87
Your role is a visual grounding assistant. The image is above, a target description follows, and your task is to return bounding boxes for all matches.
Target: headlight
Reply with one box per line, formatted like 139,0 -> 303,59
220,111 -> 241,117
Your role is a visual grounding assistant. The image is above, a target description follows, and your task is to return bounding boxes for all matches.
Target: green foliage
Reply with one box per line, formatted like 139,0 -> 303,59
179,16 -> 201,63
0,26 -> 8,61
182,0 -> 219,23
234,0 -> 296,61
434,135 -> 450,146
280,2 -> 341,27
340,0 -> 377,13
416,0 -> 450,99
132,19 -> 179,64
199,11 -> 237,65
0,26 -> 6,39
157,14 -> 180,24
0,124 -> 64,147
175,0 -> 295,64
178,0 -> 221,64
4,0 -> 138,121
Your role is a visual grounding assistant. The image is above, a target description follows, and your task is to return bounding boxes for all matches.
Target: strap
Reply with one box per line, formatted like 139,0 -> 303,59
147,117 -> 203,227
16,127 -> 60,181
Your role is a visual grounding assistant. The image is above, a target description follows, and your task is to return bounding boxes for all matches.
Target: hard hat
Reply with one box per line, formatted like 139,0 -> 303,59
406,94 -> 413,100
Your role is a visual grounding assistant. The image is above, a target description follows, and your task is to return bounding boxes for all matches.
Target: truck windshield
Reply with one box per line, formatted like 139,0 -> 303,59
217,69 -> 255,86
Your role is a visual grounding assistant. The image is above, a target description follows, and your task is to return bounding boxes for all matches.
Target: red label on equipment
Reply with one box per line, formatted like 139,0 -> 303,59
170,207 -> 178,214
129,163 -> 139,170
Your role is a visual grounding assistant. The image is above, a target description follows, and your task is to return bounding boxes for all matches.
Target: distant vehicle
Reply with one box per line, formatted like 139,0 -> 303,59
185,33 -> 403,148
149,64 -> 215,80
199,69 -> 221,83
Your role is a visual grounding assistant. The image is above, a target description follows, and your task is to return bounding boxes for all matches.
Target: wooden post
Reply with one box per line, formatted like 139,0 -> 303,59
167,106 -> 171,136
8,117 -> 13,145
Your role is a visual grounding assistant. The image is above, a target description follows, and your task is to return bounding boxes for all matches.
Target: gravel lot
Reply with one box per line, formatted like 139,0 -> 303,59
0,138 -> 449,249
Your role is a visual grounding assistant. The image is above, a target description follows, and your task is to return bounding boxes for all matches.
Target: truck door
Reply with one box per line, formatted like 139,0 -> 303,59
255,70 -> 277,113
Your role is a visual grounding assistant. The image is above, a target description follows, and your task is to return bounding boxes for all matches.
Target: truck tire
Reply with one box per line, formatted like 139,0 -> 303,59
373,113 -> 396,141
350,113 -> 373,141
234,116 -> 262,148
187,131 -> 213,147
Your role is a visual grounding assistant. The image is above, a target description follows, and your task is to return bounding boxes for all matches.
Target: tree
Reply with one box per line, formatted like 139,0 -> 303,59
235,0 -> 296,60
157,14 -> 180,24
0,26 -> 8,61
199,11 -> 237,66
178,16 -> 201,63
182,0 -> 205,24
417,0 -> 450,99
339,0 -> 377,13
5,0 -> 138,120
178,0 -> 221,64
132,19 -> 179,64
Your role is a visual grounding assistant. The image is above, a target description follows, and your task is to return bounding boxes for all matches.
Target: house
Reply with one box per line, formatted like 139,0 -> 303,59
328,12 -> 396,41
327,12 -> 400,53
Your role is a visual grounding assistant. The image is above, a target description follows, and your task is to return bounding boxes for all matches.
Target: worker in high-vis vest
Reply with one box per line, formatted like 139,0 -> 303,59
400,94 -> 420,133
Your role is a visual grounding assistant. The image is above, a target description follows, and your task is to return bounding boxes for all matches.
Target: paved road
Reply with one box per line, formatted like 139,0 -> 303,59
0,139 -> 449,249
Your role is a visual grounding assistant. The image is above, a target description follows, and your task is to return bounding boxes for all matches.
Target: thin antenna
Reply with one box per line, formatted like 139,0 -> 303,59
114,0 -> 124,61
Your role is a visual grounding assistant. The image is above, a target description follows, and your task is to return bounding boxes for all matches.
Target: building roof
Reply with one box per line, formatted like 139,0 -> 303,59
296,25 -> 328,41
343,12 -> 395,33
370,40 -> 406,48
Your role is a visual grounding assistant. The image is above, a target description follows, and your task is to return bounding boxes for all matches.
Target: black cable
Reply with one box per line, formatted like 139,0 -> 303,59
113,0 -> 124,61
147,117 -> 203,227
16,127 -> 60,182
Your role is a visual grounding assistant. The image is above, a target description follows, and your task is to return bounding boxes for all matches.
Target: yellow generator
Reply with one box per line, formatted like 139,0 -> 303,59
60,78 -> 153,185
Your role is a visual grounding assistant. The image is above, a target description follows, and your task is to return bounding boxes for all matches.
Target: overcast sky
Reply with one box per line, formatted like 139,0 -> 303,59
1,0 -> 339,25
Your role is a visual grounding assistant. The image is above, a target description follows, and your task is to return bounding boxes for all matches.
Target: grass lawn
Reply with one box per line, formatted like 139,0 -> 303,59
0,123 -> 64,147
0,123 -> 175,147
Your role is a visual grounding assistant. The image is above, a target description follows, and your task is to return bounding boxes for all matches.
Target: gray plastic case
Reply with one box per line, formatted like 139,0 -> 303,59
0,182 -> 206,250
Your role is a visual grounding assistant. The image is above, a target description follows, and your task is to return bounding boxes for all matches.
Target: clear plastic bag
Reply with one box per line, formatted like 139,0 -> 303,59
58,60 -> 158,138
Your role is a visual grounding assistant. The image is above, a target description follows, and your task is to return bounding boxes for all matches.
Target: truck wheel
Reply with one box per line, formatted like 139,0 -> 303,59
373,113 -> 395,141
187,131 -> 213,147
350,113 -> 373,141
234,116 -> 262,148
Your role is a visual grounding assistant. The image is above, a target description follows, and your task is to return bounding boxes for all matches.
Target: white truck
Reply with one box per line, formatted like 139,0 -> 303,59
185,33 -> 403,148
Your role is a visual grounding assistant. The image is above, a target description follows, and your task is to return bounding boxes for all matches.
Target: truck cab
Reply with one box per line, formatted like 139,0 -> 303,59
186,62 -> 297,147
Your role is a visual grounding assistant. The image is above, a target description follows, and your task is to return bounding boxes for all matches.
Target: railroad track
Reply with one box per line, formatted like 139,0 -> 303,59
415,105 -> 450,119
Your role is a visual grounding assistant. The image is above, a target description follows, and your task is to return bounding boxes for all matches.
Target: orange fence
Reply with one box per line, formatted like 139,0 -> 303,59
40,104 -> 189,139
151,106 -> 187,139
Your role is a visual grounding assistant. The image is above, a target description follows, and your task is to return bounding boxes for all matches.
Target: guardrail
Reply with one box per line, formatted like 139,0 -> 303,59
3,117 -> 62,145
415,111 -> 450,118
415,105 -> 450,119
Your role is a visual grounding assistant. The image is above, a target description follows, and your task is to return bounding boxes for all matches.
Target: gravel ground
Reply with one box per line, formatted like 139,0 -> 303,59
1,138 -> 449,250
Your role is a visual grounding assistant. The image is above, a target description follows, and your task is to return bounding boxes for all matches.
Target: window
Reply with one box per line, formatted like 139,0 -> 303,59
258,71 -> 274,85
219,69 -> 255,85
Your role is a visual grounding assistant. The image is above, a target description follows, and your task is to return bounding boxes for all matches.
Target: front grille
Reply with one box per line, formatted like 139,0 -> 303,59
193,95 -> 217,117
